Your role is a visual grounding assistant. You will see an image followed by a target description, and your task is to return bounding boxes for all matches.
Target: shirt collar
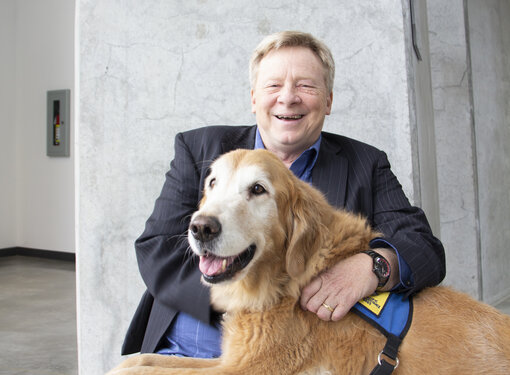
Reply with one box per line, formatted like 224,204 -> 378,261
254,127 -> 321,182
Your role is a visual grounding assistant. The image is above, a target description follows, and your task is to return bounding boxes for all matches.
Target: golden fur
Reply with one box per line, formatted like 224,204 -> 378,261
108,149 -> 510,375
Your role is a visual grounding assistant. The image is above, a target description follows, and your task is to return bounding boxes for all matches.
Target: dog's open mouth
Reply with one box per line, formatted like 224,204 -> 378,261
199,244 -> 256,284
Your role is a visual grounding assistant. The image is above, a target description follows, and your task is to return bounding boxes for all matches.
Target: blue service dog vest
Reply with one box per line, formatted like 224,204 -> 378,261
352,292 -> 413,375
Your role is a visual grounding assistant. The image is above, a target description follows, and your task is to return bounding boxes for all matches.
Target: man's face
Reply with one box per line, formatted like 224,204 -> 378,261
251,47 -> 333,154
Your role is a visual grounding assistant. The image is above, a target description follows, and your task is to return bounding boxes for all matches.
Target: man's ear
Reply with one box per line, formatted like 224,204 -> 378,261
285,186 -> 322,279
325,91 -> 333,115
250,89 -> 257,114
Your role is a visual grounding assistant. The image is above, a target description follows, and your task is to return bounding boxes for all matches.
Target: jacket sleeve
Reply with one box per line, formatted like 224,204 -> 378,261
134,132 -> 212,324
368,151 -> 446,295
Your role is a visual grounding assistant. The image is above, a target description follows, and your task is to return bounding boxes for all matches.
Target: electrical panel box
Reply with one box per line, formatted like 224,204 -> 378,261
47,89 -> 71,157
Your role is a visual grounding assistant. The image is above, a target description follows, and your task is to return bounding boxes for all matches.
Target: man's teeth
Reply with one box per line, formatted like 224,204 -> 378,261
276,115 -> 303,120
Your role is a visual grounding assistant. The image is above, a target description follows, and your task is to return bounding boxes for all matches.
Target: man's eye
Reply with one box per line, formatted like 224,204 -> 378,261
250,183 -> 266,195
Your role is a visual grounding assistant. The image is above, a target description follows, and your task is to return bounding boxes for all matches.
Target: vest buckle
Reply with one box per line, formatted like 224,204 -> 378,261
378,351 -> 399,370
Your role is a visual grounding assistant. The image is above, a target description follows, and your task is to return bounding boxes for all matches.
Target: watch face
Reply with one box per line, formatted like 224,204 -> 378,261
362,250 -> 390,288
375,256 -> 390,278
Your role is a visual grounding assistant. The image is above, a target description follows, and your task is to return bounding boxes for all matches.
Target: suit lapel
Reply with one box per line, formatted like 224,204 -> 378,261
220,125 -> 257,154
312,135 -> 348,208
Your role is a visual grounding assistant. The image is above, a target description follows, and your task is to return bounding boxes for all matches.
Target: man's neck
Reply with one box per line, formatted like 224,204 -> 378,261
267,148 -> 302,168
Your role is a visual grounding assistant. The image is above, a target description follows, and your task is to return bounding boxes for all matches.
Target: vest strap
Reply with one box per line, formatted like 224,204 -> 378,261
381,334 -> 402,362
352,293 -> 413,375
369,358 -> 398,375
369,334 -> 402,375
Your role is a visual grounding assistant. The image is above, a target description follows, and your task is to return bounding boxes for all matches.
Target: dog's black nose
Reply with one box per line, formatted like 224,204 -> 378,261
190,215 -> 222,242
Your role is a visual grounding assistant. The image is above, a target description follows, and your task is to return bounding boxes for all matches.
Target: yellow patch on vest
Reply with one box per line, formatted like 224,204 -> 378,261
358,291 -> 390,316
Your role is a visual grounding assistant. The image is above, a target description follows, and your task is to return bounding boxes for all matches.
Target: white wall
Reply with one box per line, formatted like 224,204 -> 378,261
0,0 -> 75,253
0,0 -> 17,249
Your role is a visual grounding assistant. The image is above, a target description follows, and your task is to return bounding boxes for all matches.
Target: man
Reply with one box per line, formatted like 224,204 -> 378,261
121,31 -> 445,357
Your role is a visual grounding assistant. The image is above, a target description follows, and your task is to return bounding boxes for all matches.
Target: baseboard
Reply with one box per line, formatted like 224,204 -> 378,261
0,247 -> 75,262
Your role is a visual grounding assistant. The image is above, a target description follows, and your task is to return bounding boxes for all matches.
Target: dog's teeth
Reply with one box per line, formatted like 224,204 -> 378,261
222,259 -> 227,272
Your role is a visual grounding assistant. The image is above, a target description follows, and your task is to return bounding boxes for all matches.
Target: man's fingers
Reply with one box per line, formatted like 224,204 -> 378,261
300,253 -> 380,321
331,298 -> 352,321
300,277 -> 322,311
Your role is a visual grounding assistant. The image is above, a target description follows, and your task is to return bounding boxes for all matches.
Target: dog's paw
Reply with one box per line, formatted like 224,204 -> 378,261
105,368 -> 139,375
106,353 -> 164,373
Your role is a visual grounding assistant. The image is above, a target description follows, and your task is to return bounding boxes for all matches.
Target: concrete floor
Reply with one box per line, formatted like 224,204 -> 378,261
0,256 -> 77,375
1,255 -> 510,375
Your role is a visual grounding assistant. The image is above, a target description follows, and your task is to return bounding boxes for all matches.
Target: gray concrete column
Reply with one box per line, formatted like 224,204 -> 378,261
77,1 -> 438,373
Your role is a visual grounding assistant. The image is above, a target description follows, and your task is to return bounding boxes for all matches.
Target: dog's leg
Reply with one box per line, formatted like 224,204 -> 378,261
107,353 -> 302,375
108,366 -> 275,375
106,354 -> 219,373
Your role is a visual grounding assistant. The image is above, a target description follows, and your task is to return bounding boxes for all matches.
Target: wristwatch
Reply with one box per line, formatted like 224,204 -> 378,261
362,250 -> 391,290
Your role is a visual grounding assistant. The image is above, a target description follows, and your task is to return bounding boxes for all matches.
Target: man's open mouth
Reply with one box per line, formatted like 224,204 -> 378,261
275,114 -> 304,120
198,244 -> 256,284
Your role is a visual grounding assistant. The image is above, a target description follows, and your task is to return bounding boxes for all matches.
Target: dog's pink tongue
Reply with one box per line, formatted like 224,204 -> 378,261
199,255 -> 229,276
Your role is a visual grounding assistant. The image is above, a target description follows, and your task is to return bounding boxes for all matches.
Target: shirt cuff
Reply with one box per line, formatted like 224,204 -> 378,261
369,238 -> 414,291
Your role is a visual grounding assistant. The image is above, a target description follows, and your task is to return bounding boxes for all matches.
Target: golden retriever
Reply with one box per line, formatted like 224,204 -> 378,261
108,149 -> 510,375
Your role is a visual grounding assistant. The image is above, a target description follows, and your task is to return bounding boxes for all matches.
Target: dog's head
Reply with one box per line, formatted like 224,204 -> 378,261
188,149 -> 368,311
188,149 -> 280,285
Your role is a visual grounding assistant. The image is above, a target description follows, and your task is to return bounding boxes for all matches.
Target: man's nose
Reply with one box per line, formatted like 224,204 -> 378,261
277,85 -> 302,105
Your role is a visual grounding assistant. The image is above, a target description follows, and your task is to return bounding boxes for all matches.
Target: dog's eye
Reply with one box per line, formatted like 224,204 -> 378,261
250,183 -> 266,196
209,178 -> 216,189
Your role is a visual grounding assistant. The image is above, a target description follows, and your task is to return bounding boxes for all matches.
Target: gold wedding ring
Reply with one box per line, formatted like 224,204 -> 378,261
322,302 -> 334,313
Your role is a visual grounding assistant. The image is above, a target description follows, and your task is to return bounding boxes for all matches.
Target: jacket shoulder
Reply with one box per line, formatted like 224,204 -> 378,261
321,131 -> 385,159
179,125 -> 255,146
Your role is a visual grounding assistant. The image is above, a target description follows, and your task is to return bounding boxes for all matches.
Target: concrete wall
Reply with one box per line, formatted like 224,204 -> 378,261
77,1 -> 422,373
406,0 -> 441,235
428,0 -> 510,304
428,0 -> 481,298
77,0 -> 510,373
467,0 -> 510,304
0,0 -> 75,253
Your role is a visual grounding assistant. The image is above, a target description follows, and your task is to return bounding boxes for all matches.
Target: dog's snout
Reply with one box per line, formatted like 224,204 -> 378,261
190,215 -> 222,242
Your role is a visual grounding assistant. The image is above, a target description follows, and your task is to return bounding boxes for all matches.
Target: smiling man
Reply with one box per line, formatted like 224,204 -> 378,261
251,46 -> 333,166
121,31 -> 445,358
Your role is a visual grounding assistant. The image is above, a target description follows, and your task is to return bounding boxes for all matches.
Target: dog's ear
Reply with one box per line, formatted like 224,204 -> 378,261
285,184 -> 323,279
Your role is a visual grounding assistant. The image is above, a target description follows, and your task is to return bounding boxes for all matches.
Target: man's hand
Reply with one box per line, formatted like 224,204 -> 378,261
299,248 -> 399,321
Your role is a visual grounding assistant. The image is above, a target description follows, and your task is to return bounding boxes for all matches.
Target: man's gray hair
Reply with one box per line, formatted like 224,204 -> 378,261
249,31 -> 335,93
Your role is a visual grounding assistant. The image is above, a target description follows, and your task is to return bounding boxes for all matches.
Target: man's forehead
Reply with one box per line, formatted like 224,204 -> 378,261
256,47 -> 327,84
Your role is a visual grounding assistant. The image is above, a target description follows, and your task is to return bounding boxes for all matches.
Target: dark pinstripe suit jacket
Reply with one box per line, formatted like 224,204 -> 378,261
122,125 -> 445,355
